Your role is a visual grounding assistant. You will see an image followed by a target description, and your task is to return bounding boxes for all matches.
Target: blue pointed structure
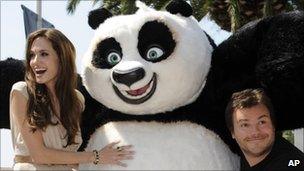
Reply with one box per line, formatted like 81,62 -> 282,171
21,5 -> 55,37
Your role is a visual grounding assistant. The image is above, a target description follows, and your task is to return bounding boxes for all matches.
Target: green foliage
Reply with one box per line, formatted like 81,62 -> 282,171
282,130 -> 294,144
67,0 -> 304,32
67,0 -> 81,14
202,0 -> 213,15
263,0 -> 274,17
120,0 -> 137,14
68,0 -> 171,16
143,0 -> 171,10
291,0 -> 304,10
190,0 -> 208,21
229,0 -> 241,32
102,0 -> 122,15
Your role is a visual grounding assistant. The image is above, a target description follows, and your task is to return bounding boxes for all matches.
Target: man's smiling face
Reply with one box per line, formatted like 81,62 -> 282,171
232,103 -> 275,158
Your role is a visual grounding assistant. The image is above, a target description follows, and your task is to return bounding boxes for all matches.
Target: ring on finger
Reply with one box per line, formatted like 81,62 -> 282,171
117,146 -> 123,151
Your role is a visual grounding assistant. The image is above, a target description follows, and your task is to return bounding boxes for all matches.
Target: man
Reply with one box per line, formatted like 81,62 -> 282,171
225,88 -> 304,170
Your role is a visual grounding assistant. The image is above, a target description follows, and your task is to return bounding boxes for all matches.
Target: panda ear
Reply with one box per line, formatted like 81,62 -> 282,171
165,0 -> 193,17
88,8 -> 113,30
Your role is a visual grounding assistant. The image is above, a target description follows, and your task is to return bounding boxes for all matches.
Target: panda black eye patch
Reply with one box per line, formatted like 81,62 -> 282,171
92,37 -> 123,69
138,20 -> 176,63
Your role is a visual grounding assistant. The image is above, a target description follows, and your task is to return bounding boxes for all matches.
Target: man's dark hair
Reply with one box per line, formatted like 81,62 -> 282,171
225,88 -> 276,132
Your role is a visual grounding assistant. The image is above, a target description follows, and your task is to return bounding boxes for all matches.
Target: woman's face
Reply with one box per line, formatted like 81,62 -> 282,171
29,37 -> 59,87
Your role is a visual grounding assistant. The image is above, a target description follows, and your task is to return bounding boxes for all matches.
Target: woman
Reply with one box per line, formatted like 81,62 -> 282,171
9,28 -> 134,170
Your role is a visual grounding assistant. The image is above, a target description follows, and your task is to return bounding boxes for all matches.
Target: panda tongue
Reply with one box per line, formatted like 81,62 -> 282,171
127,83 -> 150,96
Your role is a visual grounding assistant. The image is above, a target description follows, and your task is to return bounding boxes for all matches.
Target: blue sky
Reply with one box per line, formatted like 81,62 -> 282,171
1,0 -> 100,73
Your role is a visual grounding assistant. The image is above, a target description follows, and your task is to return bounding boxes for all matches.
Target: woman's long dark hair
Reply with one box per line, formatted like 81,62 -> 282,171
25,28 -> 83,147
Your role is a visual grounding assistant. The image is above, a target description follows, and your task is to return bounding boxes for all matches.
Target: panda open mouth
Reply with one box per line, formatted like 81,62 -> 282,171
113,73 -> 157,104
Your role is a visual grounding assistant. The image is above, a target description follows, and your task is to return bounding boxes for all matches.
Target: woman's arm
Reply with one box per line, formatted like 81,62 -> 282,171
10,90 -> 134,166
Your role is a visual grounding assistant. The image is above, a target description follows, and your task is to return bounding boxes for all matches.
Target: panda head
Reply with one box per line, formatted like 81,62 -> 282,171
83,0 -> 213,115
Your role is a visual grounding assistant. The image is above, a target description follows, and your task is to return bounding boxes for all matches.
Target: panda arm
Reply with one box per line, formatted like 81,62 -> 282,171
77,82 -> 104,151
0,58 -> 25,129
209,12 -> 304,132
203,13 -> 304,153
254,12 -> 304,131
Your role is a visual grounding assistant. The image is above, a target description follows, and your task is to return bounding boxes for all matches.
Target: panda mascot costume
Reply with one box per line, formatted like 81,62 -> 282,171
78,0 -> 304,169
79,0 -> 239,170
1,0 -> 304,170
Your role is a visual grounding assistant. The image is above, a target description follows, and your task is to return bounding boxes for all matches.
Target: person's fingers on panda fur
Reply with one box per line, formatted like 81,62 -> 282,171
117,144 -> 133,151
98,151 -> 121,165
105,141 -> 120,149
116,147 -> 135,159
115,161 -> 128,167
114,155 -> 134,161
98,145 -> 122,164
117,150 -> 135,156
97,141 -> 135,165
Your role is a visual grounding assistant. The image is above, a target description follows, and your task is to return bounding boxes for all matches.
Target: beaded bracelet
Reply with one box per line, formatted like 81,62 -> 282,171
93,150 -> 100,165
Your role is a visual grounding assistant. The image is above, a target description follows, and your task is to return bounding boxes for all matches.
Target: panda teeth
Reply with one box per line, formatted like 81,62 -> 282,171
127,83 -> 150,96
123,80 -> 153,99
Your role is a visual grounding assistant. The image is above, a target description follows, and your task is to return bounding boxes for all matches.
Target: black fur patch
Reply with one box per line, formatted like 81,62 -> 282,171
88,8 -> 113,30
0,58 -> 25,129
137,20 -> 176,63
165,0 -> 192,17
92,38 -> 122,69
204,31 -> 217,50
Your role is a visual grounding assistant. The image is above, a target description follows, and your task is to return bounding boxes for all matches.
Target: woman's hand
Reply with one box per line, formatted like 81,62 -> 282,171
98,141 -> 135,167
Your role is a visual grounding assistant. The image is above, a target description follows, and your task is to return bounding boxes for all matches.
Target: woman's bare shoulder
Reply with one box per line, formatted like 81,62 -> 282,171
11,81 -> 28,100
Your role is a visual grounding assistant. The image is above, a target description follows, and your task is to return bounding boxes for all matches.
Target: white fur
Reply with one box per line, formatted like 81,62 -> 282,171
81,3 -> 237,170
83,5 -> 212,115
79,122 -> 239,170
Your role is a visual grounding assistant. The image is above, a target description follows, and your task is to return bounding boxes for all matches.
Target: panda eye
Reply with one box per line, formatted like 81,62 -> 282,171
107,52 -> 121,66
146,47 -> 164,60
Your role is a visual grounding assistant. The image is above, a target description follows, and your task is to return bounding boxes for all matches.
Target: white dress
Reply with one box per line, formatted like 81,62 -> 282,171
10,81 -> 85,170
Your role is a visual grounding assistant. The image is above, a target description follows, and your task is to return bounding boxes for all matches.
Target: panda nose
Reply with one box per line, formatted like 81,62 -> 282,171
112,68 -> 145,87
